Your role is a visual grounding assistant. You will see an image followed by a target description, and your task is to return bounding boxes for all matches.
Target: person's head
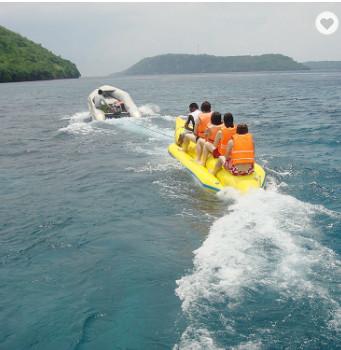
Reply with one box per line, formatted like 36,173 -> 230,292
223,113 -> 234,128
98,89 -> 103,95
189,102 -> 199,112
237,124 -> 249,135
201,101 -> 211,113
211,112 -> 222,125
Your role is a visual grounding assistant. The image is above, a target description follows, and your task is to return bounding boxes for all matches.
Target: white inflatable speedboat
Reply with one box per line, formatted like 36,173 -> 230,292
88,85 -> 141,121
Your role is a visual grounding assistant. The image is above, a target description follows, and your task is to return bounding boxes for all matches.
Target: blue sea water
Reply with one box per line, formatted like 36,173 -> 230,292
0,72 -> 340,350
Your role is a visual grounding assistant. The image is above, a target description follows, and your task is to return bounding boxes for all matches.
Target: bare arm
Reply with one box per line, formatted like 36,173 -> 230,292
193,119 -> 199,135
185,115 -> 195,131
214,130 -> 222,147
224,140 -> 233,158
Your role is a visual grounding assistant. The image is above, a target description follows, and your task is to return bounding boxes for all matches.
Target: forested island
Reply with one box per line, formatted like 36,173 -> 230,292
0,25 -> 80,83
118,53 -> 309,75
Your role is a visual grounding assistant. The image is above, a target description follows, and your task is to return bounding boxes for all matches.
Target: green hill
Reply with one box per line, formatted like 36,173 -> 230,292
0,25 -> 80,83
120,53 -> 309,75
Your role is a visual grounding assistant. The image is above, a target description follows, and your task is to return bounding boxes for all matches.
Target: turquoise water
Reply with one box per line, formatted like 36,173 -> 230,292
0,72 -> 340,349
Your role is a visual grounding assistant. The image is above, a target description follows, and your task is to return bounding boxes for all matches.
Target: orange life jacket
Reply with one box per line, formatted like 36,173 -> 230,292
231,133 -> 255,165
207,123 -> 223,143
217,125 -> 237,155
196,112 -> 212,138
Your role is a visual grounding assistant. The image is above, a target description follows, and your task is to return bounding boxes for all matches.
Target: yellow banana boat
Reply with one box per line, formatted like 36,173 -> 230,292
168,117 -> 266,193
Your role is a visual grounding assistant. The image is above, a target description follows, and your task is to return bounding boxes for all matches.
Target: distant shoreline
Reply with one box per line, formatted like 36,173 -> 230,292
0,76 -> 85,85
111,69 -> 341,79
112,54 -> 341,77
114,53 -> 308,76
2,69 -> 340,85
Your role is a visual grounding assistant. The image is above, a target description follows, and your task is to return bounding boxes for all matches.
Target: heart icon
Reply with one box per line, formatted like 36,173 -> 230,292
320,17 -> 334,30
316,11 -> 339,35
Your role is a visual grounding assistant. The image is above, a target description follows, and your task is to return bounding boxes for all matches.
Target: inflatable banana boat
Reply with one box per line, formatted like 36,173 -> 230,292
168,117 -> 266,193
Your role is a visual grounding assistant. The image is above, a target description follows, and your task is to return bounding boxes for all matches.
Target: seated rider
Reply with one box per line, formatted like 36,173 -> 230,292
211,123 -> 255,176
112,100 -> 127,114
94,89 -> 111,113
196,112 -> 223,164
120,102 -> 127,113
200,113 -> 236,166
177,103 -> 201,146
182,101 -> 212,155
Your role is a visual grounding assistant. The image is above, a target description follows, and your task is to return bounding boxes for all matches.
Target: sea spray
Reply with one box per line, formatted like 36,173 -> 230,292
138,103 -> 161,116
58,109 -> 173,141
58,111 -> 116,136
174,327 -> 224,350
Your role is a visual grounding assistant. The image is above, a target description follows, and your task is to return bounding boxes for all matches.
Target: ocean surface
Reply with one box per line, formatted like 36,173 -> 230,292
0,72 -> 340,350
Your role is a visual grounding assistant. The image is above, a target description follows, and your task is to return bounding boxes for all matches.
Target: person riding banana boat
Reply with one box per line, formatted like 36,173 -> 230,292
196,111 -> 223,163
200,112 -> 236,166
169,101 -> 265,192
177,103 -> 201,146
211,123 -> 255,176
181,101 -> 212,156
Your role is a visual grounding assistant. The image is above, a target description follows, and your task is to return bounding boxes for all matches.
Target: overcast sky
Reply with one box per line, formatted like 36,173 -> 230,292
1,2 -> 340,76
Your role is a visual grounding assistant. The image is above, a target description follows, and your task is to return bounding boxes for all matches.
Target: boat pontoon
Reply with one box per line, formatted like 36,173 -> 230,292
88,85 -> 141,120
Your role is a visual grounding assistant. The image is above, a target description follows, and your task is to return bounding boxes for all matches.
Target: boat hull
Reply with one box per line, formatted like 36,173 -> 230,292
87,85 -> 141,121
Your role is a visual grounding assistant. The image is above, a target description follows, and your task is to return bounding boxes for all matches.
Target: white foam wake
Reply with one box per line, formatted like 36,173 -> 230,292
58,109 -> 173,142
58,112 -> 94,135
105,116 -> 173,140
138,103 -> 161,116
174,327 -> 224,350
58,111 -> 117,136
126,160 -> 181,173
175,185 -> 341,348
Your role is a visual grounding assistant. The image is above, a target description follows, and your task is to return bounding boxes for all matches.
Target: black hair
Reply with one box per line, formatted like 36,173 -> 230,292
223,113 -> 234,128
211,112 -> 222,125
237,124 -> 248,135
98,89 -> 103,95
189,102 -> 199,111
201,101 -> 211,113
